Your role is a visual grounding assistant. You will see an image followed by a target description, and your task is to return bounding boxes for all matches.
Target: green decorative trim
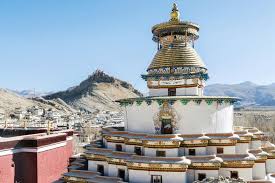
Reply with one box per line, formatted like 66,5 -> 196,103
230,100 -> 235,105
168,99 -> 176,105
119,100 -> 134,107
117,97 -> 240,107
224,99 -> 231,104
205,99 -> 214,105
180,99 -> 190,105
146,100 -> 152,106
141,72 -> 209,81
193,99 -> 202,105
217,99 -> 224,105
157,99 -> 164,106
136,100 -> 143,106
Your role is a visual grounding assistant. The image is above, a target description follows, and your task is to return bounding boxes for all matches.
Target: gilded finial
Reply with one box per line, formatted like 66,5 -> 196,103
170,3 -> 180,21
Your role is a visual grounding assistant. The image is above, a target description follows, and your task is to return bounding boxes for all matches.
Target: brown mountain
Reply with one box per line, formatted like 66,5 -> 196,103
44,70 -> 143,112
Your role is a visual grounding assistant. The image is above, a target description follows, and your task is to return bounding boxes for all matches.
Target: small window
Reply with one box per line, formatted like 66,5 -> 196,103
118,169 -> 125,181
217,147 -> 224,154
151,175 -> 162,183
134,146 -> 142,155
198,173 -> 206,181
97,164 -> 104,176
231,171 -> 238,179
189,149 -> 196,156
116,144 -> 122,151
168,88 -> 176,96
156,150 -> 166,157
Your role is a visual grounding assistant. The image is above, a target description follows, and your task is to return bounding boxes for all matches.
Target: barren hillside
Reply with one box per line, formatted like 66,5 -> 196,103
44,70 -> 143,112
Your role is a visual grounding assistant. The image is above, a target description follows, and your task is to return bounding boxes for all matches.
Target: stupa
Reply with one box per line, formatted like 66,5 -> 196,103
62,4 -> 275,183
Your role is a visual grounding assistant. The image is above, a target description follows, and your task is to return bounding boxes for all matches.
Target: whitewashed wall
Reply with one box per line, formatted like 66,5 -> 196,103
149,88 -> 168,96
179,147 -> 185,156
125,145 -> 144,155
107,142 -> 125,151
252,162 -> 266,180
124,100 -> 234,134
144,147 -> 178,157
250,140 -> 262,149
184,147 -> 206,156
129,169 -> 187,183
235,143 -> 249,154
88,160 -> 109,176
206,146 -> 235,155
177,87 -> 199,96
219,168 -> 253,181
108,164 -> 128,181
187,169 -> 195,183
148,79 -> 205,96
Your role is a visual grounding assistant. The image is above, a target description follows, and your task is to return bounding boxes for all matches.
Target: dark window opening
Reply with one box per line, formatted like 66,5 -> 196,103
168,88 -> 176,96
118,169 -> 125,181
97,165 -> 104,176
151,175 -> 162,183
156,150 -> 166,157
198,173 -> 206,181
134,146 -> 142,155
161,118 -> 173,134
116,144 -> 122,151
217,147 -> 224,154
231,171 -> 238,179
189,149 -> 196,156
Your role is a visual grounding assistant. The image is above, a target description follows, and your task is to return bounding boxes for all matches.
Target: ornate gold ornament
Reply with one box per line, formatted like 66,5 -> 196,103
153,101 -> 181,134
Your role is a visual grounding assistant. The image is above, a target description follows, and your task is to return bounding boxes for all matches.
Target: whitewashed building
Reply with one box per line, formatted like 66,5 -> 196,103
62,3 -> 275,183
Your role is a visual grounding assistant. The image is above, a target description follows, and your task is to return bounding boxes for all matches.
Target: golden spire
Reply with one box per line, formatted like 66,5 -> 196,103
170,3 -> 180,21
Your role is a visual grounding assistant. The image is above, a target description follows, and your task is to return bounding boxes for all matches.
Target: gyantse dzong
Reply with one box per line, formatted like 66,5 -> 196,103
62,3 -> 275,183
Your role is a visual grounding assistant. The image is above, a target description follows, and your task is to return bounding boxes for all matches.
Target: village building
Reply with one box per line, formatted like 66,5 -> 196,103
0,128 -> 73,183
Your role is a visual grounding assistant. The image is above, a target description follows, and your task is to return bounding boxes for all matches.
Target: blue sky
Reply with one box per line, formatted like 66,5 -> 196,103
0,0 -> 274,93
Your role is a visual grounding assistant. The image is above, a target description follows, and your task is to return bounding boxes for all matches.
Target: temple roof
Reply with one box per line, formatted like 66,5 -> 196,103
147,43 -> 205,71
147,3 -> 205,73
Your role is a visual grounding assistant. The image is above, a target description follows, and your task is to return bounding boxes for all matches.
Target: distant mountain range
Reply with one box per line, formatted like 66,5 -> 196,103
204,81 -> 275,107
0,88 -> 75,113
12,90 -> 53,98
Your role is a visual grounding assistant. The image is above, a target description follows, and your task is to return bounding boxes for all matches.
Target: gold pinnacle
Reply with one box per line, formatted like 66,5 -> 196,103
170,3 -> 180,21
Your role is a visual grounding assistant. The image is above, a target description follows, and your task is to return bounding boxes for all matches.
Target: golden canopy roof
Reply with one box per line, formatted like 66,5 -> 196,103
147,3 -> 206,72
148,40 -> 205,71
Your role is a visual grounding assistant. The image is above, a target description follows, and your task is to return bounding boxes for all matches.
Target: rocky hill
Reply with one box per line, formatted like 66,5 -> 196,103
205,82 -> 275,107
44,70 -> 143,112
